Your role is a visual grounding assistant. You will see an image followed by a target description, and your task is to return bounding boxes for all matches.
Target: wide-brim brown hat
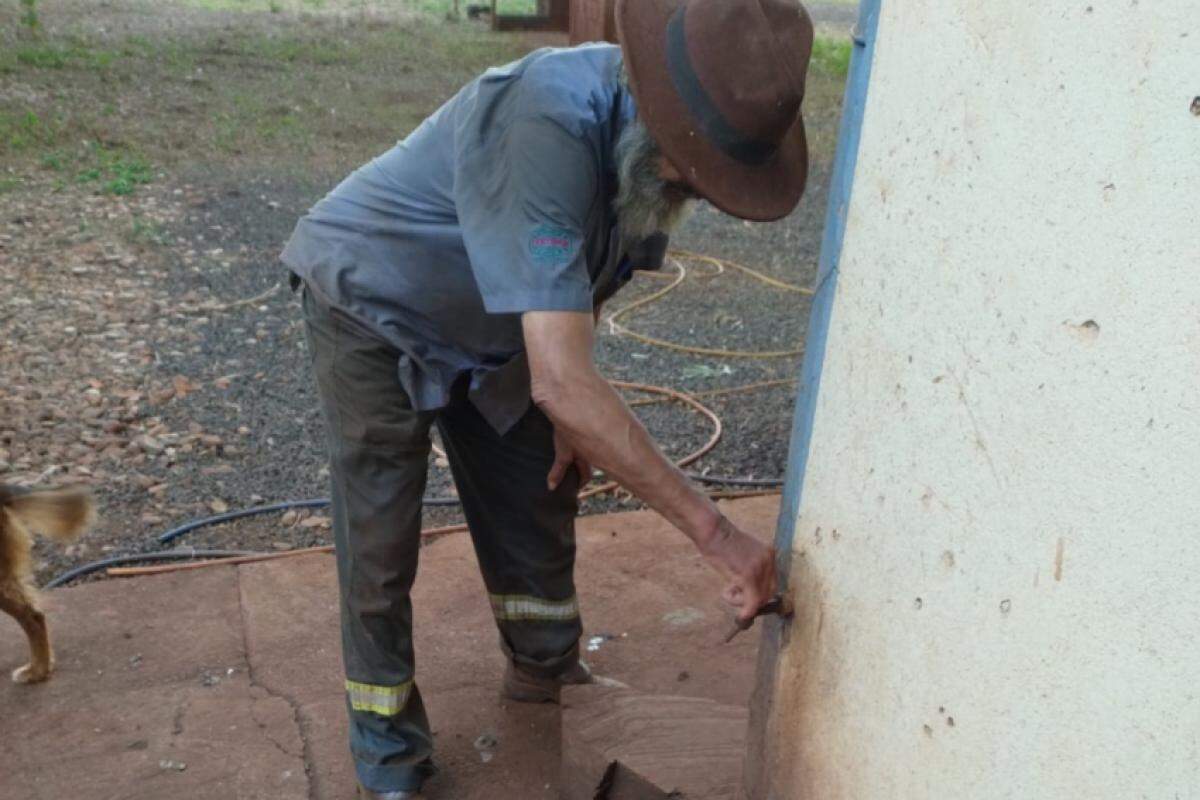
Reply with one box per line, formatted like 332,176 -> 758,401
616,0 -> 814,222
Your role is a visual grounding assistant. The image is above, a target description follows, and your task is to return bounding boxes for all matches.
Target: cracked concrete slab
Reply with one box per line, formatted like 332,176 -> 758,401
26,681 -> 306,799
0,497 -> 779,800
0,570 -> 307,799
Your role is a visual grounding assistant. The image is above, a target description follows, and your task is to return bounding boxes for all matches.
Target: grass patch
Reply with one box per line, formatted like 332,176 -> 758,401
176,0 -> 421,11
0,1 -> 848,174
494,0 -> 540,14
40,150 -> 67,170
210,86 -> 317,154
0,16 -> 528,169
75,145 -> 154,195
245,35 -> 348,65
19,0 -> 41,34
810,36 -> 852,79
180,0 -> 307,10
16,45 -> 70,68
0,41 -> 121,73
0,110 -> 62,155
128,216 -> 172,245
178,0 -> 534,11
36,142 -> 154,195
416,0 -> 538,14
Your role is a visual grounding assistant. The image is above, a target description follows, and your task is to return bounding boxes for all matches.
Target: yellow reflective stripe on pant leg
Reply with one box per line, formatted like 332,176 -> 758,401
345,679 -> 413,716
489,594 -> 580,622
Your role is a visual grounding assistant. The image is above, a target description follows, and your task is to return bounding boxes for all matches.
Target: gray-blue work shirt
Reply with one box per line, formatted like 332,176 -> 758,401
281,44 -> 666,434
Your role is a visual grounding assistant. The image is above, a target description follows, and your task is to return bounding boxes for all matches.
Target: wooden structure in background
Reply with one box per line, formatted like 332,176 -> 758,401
569,0 -> 618,44
488,0 -> 618,41
492,0 -> 570,32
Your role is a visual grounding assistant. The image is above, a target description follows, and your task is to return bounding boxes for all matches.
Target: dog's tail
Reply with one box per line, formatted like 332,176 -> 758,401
0,486 -> 95,544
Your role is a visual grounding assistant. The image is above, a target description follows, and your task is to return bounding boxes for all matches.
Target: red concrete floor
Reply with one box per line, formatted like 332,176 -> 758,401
0,496 -> 780,800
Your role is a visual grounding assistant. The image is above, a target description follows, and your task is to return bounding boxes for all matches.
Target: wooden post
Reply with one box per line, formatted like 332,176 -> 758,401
493,0 -> 570,32
569,0 -> 618,45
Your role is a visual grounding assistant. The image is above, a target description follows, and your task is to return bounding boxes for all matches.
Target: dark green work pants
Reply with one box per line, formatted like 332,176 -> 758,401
303,289 -> 583,794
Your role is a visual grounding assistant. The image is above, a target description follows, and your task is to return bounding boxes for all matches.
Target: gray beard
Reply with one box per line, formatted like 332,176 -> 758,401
614,119 -> 696,241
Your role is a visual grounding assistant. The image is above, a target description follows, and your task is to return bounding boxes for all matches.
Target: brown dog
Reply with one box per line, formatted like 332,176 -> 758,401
0,484 -> 94,684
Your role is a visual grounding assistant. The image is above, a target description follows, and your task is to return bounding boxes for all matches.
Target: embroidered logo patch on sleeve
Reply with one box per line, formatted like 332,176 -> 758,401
528,224 -> 580,268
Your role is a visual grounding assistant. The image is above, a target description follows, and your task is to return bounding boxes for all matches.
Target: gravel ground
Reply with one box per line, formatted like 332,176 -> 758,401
6,161 -> 827,585
807,2 -> 858,37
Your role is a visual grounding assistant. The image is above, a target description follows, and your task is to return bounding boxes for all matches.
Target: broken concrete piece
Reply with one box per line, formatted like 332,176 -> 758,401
590,760 -> 679,800
561,684 -> 748,800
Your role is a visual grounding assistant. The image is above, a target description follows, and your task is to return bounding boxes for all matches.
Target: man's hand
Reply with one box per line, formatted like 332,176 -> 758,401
699,518 -> 777,622
547,427 -> 592,491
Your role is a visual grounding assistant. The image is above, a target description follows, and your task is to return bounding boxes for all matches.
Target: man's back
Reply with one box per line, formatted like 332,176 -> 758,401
281,44 -> 631,432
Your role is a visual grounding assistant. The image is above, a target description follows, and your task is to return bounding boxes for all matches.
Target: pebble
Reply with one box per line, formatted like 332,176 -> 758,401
135,435 -> 164,454
661,607 -> 706,627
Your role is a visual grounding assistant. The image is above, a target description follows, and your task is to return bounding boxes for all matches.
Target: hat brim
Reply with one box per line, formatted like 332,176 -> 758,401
615,0 -> 809,223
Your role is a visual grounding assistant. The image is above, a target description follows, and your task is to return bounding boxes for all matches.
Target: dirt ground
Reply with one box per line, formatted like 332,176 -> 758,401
0,497 -> 780,800
1,0 -> 850,584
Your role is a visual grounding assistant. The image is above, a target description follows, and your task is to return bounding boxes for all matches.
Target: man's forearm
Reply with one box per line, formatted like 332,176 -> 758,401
533,368 -> 723,548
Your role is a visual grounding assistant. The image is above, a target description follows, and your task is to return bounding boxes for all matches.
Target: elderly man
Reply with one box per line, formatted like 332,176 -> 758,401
282,0 -> 813,796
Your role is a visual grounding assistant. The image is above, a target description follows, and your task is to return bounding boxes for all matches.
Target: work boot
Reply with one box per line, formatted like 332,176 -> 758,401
502,659 -> 593,704
358,784 -> 421,799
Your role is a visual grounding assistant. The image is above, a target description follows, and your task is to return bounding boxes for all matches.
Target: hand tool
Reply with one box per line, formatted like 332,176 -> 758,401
723,594 -> 793,643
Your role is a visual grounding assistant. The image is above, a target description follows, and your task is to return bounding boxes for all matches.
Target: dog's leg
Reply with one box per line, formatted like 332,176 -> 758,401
0,585 -> 53,684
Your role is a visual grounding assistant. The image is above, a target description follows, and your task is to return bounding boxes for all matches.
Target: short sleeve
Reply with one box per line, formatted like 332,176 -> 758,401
455,117 -> 599,314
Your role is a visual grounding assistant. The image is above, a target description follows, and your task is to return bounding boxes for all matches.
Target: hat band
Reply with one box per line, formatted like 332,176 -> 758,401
666,7 -> 778,167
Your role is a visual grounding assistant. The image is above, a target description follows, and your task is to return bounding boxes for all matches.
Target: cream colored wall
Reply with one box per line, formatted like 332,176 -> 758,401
757,2 -> 1200,798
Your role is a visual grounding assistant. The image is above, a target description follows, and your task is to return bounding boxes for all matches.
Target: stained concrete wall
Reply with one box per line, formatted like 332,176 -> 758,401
749,2 -> 1200,798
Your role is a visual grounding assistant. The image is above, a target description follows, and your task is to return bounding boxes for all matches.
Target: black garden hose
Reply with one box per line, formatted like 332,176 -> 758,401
44,548 -> 256,589
156,495 -> 460,545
